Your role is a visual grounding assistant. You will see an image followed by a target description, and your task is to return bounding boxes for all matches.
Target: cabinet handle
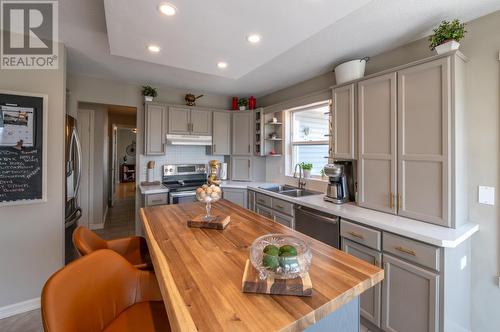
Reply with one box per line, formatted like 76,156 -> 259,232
390,193 -> 394,209
257,199 -> 265,204
348,231 -> 364,240
248,159 -> 250,168
248,144 -> 251,153
213,144 -> 216,153
397,193 -> 401,210
275,204 -> 284,210
395,246 -> 416,256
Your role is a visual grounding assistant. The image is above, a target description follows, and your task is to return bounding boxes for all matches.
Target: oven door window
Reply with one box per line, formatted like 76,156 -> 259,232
169,191 -> 197,204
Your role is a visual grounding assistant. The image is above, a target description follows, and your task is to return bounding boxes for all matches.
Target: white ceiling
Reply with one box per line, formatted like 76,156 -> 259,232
61,0 -> 500,97
104,0 -> 371,79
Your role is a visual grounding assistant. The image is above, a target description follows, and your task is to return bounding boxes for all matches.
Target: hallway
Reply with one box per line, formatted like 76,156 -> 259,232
95,182 -> 136,240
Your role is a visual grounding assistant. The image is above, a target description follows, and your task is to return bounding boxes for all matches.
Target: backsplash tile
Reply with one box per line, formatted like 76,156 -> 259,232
138,145 -> 224,181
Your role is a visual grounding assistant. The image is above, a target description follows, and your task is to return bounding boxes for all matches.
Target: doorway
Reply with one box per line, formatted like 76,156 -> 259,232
111,125 -> 137,206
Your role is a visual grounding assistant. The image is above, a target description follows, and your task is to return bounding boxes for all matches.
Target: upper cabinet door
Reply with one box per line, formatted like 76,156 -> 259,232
232,112 -> 252,155
397,57 -> 450,227
212,112 -> 231,155
230,156 -> 252,181
168,107 -> 190,134
358,73 -> 397,214
333,84 -> 356,159
190,109 -> 212,135
144,104 -> 167,155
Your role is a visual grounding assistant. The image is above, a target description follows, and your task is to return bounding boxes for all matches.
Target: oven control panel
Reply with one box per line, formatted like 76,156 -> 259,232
163,164 -> 207,176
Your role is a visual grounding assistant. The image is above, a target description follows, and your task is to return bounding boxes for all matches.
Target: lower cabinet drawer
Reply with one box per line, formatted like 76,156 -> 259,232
272,197 -> 294,216
341,219 -> 381,250
145,193 -> 168,206
273,210 -> 294,229
383,232 -> 440,271
256,193 -> 272,208
256,204 -> 273,219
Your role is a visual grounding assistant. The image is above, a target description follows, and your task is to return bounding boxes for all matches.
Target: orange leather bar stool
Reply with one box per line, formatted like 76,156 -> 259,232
42,249 -> 170,332
73,226 -> 152,270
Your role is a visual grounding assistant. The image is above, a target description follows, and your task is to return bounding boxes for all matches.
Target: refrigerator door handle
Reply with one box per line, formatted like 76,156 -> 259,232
65,208 -> 82,229
72,128 -> 83,200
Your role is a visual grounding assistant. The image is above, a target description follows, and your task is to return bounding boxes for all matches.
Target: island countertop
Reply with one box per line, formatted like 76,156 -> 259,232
140,200 -> 384,332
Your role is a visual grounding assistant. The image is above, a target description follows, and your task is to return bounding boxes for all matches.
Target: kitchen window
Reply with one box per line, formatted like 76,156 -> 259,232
288,102 -> 330,177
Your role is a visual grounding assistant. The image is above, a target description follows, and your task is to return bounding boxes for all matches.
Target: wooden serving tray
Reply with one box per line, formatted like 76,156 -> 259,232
241,260 -> 312,297
187,214 -> 230,230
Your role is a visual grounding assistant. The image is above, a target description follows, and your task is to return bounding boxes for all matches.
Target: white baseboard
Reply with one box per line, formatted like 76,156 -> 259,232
89,223 -> 104,230
0,297 -> 40,320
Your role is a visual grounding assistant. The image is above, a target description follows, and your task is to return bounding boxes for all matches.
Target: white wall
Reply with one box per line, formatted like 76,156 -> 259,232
0,43 -> 66,308
260,11 -> 500,332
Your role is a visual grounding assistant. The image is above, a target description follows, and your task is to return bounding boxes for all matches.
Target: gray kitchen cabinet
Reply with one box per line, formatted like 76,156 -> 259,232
230,156 -> 252,181
144,193 -> 168,206
168,107 -> 212,135
232,112 -> 252,155
382,254 -> 439,332
273,210 -> 294,228
256,204 -> 273,219
212,111 -> 231,155
342,238 -> 382,328
248,190 -> 256,211
357,73 -> 397,214
355,52 -> 467,228
222,188 -> 247,208
144,104 -> 167,155
190,109 -> 212,135
397,57 -> 450,227
333,83 -> 356,159
168,106 -> 190,134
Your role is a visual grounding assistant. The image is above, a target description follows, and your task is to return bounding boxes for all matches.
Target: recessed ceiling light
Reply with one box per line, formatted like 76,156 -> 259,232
158,2 -> 177,16
147,45 -> 161,53
217,62 -> 228,69
247,34 -> 261,44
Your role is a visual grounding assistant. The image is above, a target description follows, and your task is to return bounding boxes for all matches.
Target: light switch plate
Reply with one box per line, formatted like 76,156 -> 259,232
478,186 -> 495,205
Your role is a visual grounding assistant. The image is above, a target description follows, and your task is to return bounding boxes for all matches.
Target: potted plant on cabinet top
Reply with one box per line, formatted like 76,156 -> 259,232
238,98 -> 248,111
300,162 -> 313,179
428,19 -> 467,55
142,85 -> 158,102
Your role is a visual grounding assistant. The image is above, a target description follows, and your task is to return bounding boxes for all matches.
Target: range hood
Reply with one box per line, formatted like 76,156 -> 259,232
166,134 -> 212,146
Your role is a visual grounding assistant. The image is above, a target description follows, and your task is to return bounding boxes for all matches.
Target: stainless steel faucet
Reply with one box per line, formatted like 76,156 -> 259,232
293,163 -> 307,189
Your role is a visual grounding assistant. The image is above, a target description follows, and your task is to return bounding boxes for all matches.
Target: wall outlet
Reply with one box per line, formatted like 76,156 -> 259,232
478,186 -> 495,205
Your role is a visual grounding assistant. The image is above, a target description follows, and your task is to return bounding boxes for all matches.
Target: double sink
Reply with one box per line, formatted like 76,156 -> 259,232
258,184 -> 322,198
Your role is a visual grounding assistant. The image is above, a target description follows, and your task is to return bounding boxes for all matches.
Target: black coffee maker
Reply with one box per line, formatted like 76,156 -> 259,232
323,162 -> 354,204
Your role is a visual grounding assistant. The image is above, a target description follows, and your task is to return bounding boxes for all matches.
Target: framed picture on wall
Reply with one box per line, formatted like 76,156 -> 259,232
0,90 -> 48,206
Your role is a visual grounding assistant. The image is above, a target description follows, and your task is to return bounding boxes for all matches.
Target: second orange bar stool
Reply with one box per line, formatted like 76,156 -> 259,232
73,226 -> 153,270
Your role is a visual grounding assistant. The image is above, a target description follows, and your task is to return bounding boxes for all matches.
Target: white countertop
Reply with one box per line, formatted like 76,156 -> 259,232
222,183 -> 478,248
139,184 -> 169,195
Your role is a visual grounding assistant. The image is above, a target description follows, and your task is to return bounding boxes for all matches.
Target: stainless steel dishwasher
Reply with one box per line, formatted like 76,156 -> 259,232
295,205 -> 340,248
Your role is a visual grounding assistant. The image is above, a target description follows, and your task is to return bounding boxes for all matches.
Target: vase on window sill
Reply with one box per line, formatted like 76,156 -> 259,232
303,170 -> 311,179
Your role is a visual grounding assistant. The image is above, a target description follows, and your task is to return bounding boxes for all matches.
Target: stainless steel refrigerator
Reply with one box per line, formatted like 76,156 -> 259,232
65,115 -> 82,264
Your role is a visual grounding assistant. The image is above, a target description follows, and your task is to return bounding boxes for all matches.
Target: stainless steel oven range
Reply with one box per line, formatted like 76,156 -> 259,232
162,164 -> 207,204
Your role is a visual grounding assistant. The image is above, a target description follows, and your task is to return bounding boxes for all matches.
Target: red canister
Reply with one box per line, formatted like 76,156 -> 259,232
231,97 -> 238,110
248,96 -> 256,110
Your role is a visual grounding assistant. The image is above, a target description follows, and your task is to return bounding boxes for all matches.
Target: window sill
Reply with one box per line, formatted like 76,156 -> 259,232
285,175 -> 328,184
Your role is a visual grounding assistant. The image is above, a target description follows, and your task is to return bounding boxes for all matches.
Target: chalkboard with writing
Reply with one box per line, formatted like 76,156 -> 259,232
0,93 -> 44,203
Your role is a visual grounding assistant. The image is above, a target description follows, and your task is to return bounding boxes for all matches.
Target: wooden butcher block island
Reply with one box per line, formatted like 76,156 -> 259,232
140,200 -> 384,332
